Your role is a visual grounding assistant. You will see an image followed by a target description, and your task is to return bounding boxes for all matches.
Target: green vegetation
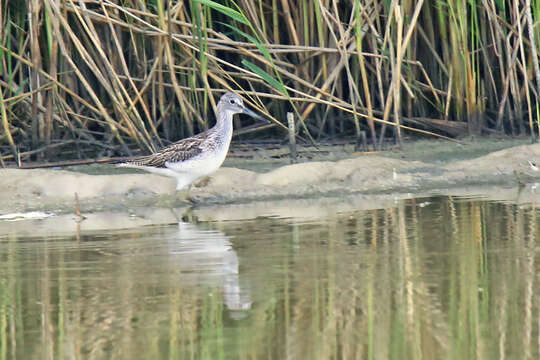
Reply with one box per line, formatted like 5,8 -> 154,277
1,1 -> 540,163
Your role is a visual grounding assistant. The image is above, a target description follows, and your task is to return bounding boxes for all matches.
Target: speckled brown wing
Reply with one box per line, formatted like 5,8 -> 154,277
126,136 -> 205,168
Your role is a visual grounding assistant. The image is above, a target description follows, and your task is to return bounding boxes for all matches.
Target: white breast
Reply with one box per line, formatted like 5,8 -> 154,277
165,118 -> 233,177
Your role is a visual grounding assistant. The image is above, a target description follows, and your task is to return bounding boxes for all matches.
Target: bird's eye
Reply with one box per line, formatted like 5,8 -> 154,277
229,99 -> 236,104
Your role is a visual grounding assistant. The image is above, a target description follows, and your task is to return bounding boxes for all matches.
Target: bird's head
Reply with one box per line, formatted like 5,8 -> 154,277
218,92 -> 264,120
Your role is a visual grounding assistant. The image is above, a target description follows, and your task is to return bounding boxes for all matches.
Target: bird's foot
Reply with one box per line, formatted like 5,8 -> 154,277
180,207 -> 199,223
194,176 -> 211,188
169,203 -> 199,223
183,194 -> 198,205
175,191 -> 198,205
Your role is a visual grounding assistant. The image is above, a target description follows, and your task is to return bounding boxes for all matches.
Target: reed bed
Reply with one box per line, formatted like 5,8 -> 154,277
1,0 -> 540,164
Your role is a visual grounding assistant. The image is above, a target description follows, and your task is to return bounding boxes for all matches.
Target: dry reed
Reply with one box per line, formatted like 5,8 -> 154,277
1,0 -> 540,164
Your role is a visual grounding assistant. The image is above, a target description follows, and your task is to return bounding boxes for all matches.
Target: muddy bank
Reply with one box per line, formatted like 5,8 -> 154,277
1,184 -> 540,237
1,140 -> 540,215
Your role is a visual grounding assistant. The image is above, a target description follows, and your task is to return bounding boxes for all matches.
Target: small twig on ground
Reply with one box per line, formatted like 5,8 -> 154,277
0,140 -> 75,162
12,157 -> 130,169
74,192 -> 86,222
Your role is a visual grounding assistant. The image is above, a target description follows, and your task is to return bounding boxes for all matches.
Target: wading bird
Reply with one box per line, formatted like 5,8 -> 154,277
119,92 -> 264,201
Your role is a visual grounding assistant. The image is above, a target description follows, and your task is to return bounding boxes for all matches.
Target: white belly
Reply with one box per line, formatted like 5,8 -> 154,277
126,121 -> 234,191
166,147 -> 227,174
165,146 -> 229,190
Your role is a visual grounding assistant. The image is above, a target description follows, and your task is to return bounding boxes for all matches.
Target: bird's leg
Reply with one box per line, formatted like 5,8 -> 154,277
194,176 -> 211,188
174,179 -> 196,205
183,184 -> 196,204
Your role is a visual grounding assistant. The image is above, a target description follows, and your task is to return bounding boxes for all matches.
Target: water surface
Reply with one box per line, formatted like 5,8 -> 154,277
0,195 -> 538,359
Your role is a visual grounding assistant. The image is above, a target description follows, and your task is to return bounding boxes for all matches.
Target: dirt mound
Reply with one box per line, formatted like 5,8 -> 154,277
1,142 -> 539,213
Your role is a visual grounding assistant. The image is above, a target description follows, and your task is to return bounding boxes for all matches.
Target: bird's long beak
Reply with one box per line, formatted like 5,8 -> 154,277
242,106 -> 269,123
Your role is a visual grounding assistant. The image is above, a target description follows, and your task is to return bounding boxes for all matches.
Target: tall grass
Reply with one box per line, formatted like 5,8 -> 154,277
1,0 -> 540,163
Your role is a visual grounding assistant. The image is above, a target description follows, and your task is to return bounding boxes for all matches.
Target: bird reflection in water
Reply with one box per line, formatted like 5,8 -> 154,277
169,221 -> 252,316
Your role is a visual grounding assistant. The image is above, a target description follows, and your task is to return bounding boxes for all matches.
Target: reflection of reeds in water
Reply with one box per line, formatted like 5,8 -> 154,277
0,197 -> 539,358
226,197 -> 540,359
0,221 -> 252,359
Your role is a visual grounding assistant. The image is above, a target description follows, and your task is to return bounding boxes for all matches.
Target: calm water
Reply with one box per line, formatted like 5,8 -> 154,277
0,195 -> 539,359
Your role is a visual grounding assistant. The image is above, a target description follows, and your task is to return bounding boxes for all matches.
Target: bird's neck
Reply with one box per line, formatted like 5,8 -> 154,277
214,106 -> 234,141
215,106 -> 234,130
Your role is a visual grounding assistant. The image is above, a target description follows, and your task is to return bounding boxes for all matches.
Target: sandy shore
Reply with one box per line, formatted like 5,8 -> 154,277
2,139 -> 540,218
